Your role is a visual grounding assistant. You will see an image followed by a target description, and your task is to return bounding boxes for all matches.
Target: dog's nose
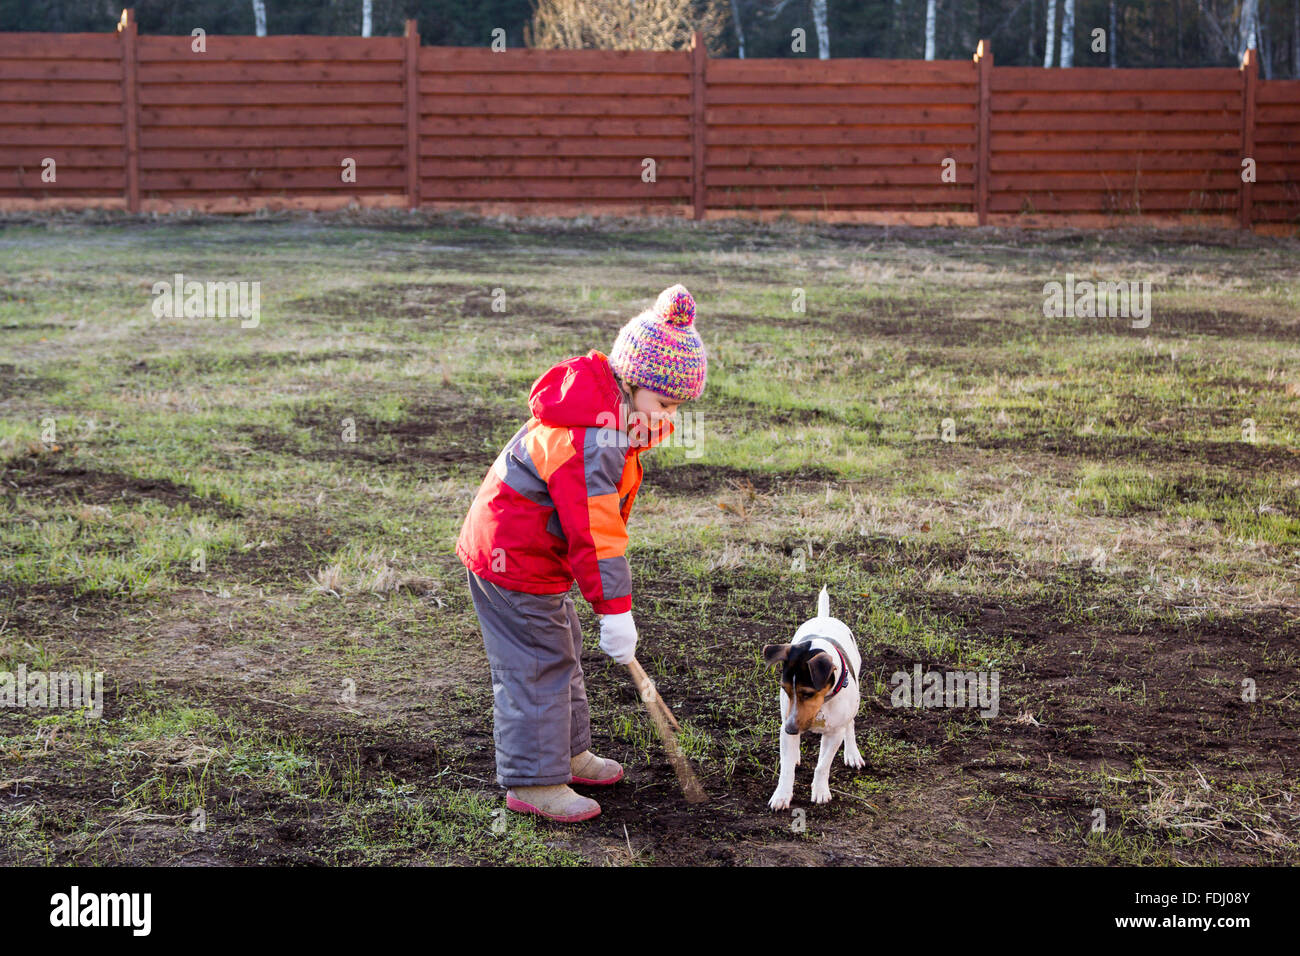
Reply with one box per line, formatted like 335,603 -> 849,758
783,719 -> 800,735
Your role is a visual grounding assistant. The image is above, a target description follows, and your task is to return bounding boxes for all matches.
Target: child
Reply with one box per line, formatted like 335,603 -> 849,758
456,284 -> 707,822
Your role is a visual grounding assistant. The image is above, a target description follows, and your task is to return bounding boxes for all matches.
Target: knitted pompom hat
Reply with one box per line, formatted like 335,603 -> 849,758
609,284 -> 707,401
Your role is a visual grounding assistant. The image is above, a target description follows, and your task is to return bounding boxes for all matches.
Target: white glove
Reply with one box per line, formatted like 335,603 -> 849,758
598,611 -> 638,665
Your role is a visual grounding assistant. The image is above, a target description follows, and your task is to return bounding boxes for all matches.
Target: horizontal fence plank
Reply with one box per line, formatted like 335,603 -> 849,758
706,84 -> 977,106
140,127 -> 405,147
1254,182 -> 1300,197
707,185 -> 971,206
419,179 -> 688,199
0,58 -> 122,80
708,57 -> 973,84
991,130 -> 1240,150
989,192 -> 1237,211
0,103 -> 125,123
421,94 -> 690,116
418,47 -> 683,73
710,166 -> 969,186
1257,80 -> 1300,102
990,171 -> 1240,190
992,66 -> 1238,91
992,112 -> 1239,132
0,33 -> 121,58
421,136 -> 689,157
995,90 -> 1239,111
137,35 -> 403,61
1256,106 -> 1300,125
709,126 -> 976,146
0,145 -> 125,166
707,104 -> 975,125
140,105 -> 406,126
0,128 -> 125,146
427,157 -> 688,178
139,169 -> 405,190
419,115 -> 689,137
708,145 -> 977,166
0,79 -> 122,102
137,61 -> 402,83
0,169 -> 126,188
992,152 -> 1238,172
137,83 -> 404,106
419,73 -> 688,95
139,146 -> 405,169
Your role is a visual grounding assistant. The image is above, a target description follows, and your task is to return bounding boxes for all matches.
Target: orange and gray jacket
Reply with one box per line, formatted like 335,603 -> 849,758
456,350 -> 672,615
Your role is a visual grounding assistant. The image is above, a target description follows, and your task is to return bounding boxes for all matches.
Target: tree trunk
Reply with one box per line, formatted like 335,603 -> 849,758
730,0 -> 745,58
1173,0 -> 1181,62
1111,0 -> 1118,66
1061,0 -> 1075,66
1261,0 -> 1273,77
1239,0 -> 1260,62
925,0 -> 937,60
1044,0 -> 1057,66
1029,0 -> 1037,62
252,0 -> 267,37
362,0 -> 372,38
812,0 -> 830,58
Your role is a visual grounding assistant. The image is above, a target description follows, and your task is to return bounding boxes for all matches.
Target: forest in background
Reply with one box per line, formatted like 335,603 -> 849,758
2,0 -> 1297,74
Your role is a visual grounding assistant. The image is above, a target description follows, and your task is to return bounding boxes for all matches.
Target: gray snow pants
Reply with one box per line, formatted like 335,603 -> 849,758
466,568 -> 592,788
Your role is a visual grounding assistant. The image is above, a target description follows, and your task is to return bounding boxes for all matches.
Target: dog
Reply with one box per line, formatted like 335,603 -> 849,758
763,586 -> 863,810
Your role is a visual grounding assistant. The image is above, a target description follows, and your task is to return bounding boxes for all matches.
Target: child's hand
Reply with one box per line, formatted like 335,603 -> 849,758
598,612 -> 638,665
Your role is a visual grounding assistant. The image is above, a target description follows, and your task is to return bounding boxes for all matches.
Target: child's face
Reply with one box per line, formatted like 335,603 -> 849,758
629,386 -> 682,430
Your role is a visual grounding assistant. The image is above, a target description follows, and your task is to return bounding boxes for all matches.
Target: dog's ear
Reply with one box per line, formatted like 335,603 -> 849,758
762,644 -> 791,666
808,651 -> 835,690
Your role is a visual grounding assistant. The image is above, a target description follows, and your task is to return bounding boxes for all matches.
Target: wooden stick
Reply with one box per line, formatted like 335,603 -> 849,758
625,658 -> 708,804
626,658 -> 679,731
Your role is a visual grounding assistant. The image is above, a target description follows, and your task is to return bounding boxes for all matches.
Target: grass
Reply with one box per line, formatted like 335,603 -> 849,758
1,208 -> 1297,865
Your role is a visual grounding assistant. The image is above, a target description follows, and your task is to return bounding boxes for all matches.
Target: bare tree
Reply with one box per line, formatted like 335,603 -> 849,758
1196,0 -> 1262,63
527,0 -> 729,52
924,0 -> 936,59
252,0 -> 267,37
812,0 -> 829,58
1239,0 -> 1260,62
1060,0 -> 1075,65
730,0 -> 747,56
1110,0 -> 1118,66
1044,0 -> 1057,65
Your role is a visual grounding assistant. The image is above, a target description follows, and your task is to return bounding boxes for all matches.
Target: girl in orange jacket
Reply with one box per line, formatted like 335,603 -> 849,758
456,285 -> 707,822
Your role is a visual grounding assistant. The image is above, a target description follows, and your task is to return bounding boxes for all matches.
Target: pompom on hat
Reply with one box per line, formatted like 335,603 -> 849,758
609,284 -> 707,401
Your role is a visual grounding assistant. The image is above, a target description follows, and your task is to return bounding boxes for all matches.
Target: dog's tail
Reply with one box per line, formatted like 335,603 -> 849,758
818,585 -> 830,619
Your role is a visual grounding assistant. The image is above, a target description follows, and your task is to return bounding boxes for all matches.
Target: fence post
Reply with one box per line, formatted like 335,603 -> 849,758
974,38 -> 992,227
690,30 -> 706,221
404,19 -> 420,210
117,8 -> 139,213
1239,47 -> 1257,231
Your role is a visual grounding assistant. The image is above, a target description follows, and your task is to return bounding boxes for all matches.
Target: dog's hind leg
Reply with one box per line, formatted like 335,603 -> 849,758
810,727 -> 845,804
843,719 -> 865,768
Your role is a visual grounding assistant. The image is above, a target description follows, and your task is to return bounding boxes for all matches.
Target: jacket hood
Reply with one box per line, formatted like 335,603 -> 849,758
528,350 -> 673,448
529,350 -> 620,428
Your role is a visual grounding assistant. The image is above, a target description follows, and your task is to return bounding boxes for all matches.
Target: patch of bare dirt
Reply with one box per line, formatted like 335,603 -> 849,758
1,454 -> 243,519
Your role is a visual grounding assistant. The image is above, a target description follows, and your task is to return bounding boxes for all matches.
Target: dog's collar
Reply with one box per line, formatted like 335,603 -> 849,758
795,634 -> 854,700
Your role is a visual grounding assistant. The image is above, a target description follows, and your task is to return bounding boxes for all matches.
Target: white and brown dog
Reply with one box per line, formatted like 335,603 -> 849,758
763,586 -> 864,810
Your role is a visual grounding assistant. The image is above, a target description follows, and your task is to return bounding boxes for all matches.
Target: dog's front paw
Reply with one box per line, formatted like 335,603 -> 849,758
810,780 -> 833,804
844,750 -> 866,769
768,788 -> 794,811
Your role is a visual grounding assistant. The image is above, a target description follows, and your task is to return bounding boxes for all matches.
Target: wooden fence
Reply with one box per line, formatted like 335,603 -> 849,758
2,9 -> 1297,232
